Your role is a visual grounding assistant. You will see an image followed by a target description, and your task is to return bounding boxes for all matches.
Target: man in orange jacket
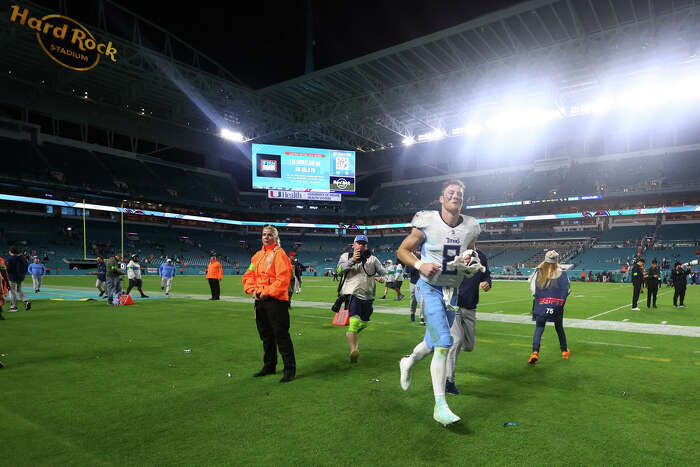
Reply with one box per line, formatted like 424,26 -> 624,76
206,254 -> 223,300
242,225 -> 296,383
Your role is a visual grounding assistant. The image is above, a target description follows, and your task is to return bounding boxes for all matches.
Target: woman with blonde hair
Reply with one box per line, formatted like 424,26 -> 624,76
528,250 -> 571,365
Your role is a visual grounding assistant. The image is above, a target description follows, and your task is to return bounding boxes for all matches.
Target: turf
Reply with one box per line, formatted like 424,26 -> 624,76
2,276 -> 699,465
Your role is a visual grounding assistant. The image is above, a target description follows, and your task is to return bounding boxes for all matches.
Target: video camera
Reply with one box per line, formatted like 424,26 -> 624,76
358,249 -> 371,264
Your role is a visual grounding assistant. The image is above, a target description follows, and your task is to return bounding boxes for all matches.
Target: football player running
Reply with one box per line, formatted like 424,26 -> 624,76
396,180 -> 481,426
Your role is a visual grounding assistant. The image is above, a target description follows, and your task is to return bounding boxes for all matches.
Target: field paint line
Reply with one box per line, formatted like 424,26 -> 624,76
509,343 -> 531,348
696,362 -> 700,365
585,291 -> 673,320
475,312 -> 700,338
661,321 -> 668,324
478,298 -> 532,307
625,355 -> 671,363
695,351 -> 700,354
586,303 -> 630,320
622,319 -> 630,322
43,285 -> 700,337
476,338 -> 496,343
578,340 -> 652,349
386,330 -> 409,335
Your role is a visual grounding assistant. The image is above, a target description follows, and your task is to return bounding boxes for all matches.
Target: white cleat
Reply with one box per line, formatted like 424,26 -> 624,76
399,356 -> 413,391
433,404 -> 461,427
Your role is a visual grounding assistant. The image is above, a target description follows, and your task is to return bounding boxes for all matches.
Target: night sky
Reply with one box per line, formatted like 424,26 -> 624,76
48,0 -> 524,89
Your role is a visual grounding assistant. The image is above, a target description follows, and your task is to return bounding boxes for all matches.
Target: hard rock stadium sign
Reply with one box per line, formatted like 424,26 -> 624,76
9,5 -> 117,71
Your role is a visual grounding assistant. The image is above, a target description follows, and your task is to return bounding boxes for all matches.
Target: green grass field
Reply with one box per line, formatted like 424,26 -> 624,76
2,276 -> 699,465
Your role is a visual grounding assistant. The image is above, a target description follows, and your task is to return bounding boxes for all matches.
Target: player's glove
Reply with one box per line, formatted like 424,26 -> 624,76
447,249 -> 485,278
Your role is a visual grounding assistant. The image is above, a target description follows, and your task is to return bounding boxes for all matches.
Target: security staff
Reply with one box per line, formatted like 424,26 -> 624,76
242,225 -> 296,382
630,258 -> 644,311
671,262 -> 689,308
646,259 -> 660,309
206,255 -> 223,300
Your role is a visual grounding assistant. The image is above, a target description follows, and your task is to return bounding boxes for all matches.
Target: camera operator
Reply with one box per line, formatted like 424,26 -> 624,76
336,234 -> 386,363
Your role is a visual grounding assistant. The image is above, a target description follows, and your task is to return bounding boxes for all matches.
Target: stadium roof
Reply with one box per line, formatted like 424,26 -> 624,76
1,0 -> 699,156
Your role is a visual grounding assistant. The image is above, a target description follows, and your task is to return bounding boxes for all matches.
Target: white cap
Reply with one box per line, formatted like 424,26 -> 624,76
544,250 -> 559,264
387,259 -> 393,264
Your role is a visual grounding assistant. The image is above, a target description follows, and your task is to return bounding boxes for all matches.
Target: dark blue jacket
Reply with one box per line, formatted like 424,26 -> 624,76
97,262 -> 107,281
532,271 -> 570,321
405,265 -> 421,285
457,250 -> 491,309
6,254 -> 28,282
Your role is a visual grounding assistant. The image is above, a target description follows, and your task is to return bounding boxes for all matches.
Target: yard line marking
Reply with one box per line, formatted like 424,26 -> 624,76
586,291 -> 672,320
696,362 -> 700,365
695,351 -> 700,354
622,319 -> 630,322
586,303 -> 630,320
509,343 -> 531,348
625,355 -> 671,363
475,312 -> 700,338
386,330 -> 409,335
476,338 -> 496,343
578,340 -> 652,349
575,295 -> 585,298
661,321 -> 668,324
478,298 -> 532,306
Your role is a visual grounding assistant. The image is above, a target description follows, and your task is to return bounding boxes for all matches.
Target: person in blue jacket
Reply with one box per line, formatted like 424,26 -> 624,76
445,248 -> 491,395
28,257 -> 46,293
5,246 -> 31,312
158,258 -> 177,296
95,256 -> 107,297
528,250 -> 570,364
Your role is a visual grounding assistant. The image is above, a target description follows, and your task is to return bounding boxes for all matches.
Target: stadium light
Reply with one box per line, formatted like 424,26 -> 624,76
402,136 -> 415,146
464,121 -> 482,137
220,128 -> 244,142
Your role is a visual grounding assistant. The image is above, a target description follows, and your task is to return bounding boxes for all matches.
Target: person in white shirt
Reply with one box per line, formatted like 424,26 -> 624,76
126,254 -> 149,298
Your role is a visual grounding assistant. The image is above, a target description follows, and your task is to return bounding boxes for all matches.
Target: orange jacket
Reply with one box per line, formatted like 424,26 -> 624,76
206,259 -> 223,279
242,244 -> 291,301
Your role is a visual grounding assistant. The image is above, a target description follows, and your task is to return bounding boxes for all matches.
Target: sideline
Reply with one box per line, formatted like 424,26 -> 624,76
45,285 -> 700,338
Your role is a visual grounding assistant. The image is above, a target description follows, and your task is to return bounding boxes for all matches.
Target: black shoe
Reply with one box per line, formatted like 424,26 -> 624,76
24,301 -> 31,311
161,287 -> 164,291
0,361 -> 4,368
208,298 -> 216,300
0,312 -> 5,320
280,373 -> 296,383
253,369 -> 275,377
141,295 -> 149,298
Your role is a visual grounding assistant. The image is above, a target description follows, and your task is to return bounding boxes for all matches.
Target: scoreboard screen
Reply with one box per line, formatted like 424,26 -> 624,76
252,144 -> 355,193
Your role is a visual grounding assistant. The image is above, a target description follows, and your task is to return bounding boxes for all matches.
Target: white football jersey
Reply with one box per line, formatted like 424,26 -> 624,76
393,264 -> 404,282
384,264 -> 395,282
411,210 -> 481,287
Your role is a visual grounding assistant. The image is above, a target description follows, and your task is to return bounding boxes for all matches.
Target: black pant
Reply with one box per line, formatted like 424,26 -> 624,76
673,285 -> 686,306
255,298 -> 296,376
126,278 -> 145,296
646,285 -> 658,308
208,278 -> 220,299
632,282 -> 642,308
